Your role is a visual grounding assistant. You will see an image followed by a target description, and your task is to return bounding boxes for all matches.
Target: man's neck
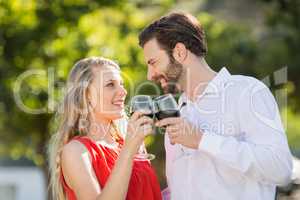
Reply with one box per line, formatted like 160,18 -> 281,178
180,57 -> 216,101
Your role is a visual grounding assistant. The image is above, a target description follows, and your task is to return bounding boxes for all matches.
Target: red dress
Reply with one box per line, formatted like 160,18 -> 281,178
61,136 -> 162,200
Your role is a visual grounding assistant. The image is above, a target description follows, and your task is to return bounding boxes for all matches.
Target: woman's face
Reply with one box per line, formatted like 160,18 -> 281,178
88,65 -> 127,122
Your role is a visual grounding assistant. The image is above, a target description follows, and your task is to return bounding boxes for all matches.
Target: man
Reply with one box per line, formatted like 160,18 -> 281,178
138,12 -> 293,200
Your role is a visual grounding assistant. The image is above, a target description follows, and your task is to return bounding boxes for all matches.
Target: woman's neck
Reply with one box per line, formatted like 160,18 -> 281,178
86,118 -> 115,144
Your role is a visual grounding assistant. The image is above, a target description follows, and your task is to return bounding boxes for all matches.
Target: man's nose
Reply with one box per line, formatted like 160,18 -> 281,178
147,66 -> 156,81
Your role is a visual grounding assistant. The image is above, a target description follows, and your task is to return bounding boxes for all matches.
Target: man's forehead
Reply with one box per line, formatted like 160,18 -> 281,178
143,39 -> 165,61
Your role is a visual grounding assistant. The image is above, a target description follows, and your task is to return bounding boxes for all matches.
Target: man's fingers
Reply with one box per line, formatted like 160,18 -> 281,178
155,117 -> 181,127
169,137 -> 177,145
166,125 -> 179,133
168,131 -> 178,139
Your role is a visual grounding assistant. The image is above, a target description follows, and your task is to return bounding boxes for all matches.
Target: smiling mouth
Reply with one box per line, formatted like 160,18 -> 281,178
112,100 -> 125,108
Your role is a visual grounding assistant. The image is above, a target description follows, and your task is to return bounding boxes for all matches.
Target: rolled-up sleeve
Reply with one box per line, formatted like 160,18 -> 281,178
198,81 -> 293,186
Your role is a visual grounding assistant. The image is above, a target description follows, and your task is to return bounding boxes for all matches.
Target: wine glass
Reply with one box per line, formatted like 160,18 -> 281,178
129,95 -> 156,160
153,94 -> 180,142
130,95 -> 155,119
153,94 -> 180,120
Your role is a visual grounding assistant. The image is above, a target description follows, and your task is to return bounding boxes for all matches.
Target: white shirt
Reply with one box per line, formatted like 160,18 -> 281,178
165,67 -> 293,200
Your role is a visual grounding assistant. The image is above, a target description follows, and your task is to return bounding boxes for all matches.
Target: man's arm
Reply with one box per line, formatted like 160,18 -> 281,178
198,83 -> 293,186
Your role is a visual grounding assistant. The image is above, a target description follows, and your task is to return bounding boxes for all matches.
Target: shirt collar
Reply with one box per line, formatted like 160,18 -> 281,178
179,67 -> 231,106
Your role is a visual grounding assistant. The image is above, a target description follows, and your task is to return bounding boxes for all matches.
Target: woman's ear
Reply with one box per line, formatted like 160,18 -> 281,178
172,42 -> 188,63
87,87 -> 96,109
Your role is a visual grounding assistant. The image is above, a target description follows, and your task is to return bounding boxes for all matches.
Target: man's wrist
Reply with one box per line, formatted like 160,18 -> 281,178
192,129 -> 203,149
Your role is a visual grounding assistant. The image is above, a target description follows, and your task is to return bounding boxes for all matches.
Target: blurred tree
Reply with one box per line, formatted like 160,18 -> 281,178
259,0 -> 300,109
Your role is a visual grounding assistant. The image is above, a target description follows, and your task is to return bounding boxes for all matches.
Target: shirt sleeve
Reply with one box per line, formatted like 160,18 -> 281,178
164,132 -> 175,186
198,81 -> 293,186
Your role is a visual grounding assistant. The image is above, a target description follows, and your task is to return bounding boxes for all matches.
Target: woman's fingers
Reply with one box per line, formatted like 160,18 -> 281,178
127,112 -> 153,136
128,116 -> 153,135
128,124 -> 153,140
125,111 -> 154,154
127,118 -> 153,138
140,124 -> 153,136
136,116 -> 153,126
130,110 -> 151,122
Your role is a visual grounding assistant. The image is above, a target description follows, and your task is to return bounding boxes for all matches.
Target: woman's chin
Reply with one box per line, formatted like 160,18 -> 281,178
95,108 -> 125,121
109,111 -> 125,120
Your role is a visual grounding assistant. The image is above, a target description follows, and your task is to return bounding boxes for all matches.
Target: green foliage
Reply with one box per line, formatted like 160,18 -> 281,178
0,0 -> 132,167
284,107 -> 300,149
198,13 -> 258,75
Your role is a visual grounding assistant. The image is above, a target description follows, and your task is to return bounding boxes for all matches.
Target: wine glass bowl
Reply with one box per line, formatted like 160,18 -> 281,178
130,95 -> 155,119
153,94 -> 180,120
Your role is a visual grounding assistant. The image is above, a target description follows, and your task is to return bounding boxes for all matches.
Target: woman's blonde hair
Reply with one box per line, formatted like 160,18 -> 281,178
48,57 -> 120,200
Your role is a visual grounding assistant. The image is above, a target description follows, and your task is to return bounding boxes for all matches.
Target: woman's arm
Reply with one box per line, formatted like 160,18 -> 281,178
61,111 -> 153,200
61,140 -> 136,200
61,141 -> 102,200
95,142 -> 137,200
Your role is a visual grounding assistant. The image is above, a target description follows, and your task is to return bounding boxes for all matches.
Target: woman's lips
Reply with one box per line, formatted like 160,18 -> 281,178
112,100 -> 125,108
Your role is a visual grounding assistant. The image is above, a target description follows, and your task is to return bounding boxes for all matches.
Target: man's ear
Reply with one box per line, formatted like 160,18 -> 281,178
172,42 -> 188,63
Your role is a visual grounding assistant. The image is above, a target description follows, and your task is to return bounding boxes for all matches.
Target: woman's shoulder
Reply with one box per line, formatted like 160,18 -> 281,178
61,138 -> 89,162
60,138 -> 101,197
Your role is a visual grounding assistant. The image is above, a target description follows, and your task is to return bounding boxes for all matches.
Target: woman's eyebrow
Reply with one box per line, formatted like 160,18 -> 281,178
105,78 -> 122,83
104,79 -> 113,83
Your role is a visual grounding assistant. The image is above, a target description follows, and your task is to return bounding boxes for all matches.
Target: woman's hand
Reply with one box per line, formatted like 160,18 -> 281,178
124,111 -> 154,155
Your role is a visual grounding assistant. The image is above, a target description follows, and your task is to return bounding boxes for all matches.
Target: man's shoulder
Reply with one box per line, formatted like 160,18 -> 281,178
221,74 -> 270,104
227,74 -> 268,91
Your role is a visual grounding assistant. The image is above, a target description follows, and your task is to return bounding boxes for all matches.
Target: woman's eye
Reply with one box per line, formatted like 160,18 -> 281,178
106,83 -> 114,87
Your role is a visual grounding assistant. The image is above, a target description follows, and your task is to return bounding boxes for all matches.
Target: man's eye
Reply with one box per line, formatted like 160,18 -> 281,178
106,83 -> 114,87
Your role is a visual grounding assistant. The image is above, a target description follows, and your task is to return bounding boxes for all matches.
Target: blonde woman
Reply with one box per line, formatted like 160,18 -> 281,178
48,57 -> 162,200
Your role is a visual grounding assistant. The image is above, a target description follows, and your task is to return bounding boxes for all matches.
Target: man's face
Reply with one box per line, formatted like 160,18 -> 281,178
143,38 -> 183,94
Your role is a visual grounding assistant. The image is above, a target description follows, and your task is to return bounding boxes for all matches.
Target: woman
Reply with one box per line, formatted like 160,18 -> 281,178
48,57 -> 162,200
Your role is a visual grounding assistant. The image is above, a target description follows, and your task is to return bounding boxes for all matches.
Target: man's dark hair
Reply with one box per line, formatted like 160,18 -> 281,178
138,12 -> 207,57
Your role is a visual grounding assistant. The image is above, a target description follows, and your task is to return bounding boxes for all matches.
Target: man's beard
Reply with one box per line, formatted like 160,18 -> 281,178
163,56 -> 183,94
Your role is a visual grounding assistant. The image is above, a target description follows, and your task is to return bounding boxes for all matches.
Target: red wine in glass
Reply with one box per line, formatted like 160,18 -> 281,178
154,94 -> 180,120
155,109 -> 180,120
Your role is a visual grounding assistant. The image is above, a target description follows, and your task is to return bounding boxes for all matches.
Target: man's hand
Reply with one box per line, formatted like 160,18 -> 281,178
155,117 -> 203,149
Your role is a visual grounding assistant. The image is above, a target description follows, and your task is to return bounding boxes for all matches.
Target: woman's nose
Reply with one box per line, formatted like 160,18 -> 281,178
118,85 -> 127,96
